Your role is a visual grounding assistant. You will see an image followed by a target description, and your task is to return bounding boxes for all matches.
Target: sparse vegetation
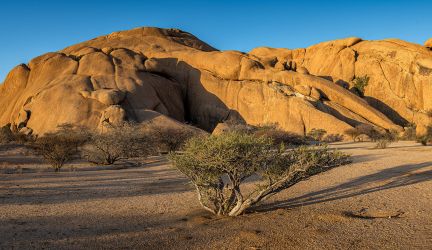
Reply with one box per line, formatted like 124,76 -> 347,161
323,134 -> 344,142
253,124 -> 308,146
345,124 -> 381,142
375,139 -> 389,149
84,122 -> 155,165
417,125 -> 432,146
345,127 -> 362,142
352,75 -> 370,97
148,125 -> 200,152
31,124 -> 89,171
344,124 -> 399,148
169,131 -> 350,216
357,124 -> 382,141
307,128 -> 327,142
0,125 -> 15,144
374,130 -> 399,149
0,124 -> 34,145
401,123 -> 417,141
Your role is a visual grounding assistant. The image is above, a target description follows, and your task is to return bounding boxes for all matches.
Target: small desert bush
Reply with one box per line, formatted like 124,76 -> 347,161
352,75 -> 369,97
169,131 -> 350,216
253,124 -> 307,146
401,123 -> 417,141
345,124 -> 382,142
31,124 -> 89,171
417,125 -> 432,146
323,134 -> 344,143
344,127 -> 362,142
0,125 -> 15,144
0,124 -> 35,145
357,124 -> 382,141
374,130 -> 399,149
84,122 -> 155,165
375,139 -> 389,149
307,128 -> 327,141
418,137 -> 430,146
148,125 -> 201,152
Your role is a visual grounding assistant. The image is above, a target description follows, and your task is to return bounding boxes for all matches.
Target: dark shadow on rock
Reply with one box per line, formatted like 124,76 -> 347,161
319,75 -> 333,82
364,96 -> 408,126
335,79 -> 350,89
145,58 -> 246,132
314,101 -> 363,127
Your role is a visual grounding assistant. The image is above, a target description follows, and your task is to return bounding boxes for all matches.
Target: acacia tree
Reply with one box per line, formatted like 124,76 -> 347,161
84,122 -> 155,165
148,125 -> 198,152
31,124 -> 89,171
169,132 -> 350,216
345,127 -> 362,142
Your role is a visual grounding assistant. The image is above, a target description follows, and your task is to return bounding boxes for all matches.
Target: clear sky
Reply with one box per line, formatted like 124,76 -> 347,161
1,0 -> 431,82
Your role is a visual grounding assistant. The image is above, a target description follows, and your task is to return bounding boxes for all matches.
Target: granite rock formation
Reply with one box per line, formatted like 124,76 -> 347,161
1,27 -> 431,136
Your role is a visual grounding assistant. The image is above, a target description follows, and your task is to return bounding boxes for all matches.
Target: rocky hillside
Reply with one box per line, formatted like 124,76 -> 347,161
0,27 -> 431,136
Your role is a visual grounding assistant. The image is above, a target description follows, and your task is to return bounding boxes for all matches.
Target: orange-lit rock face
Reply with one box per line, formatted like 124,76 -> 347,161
425,38 -> 432,48
1,27 -> 431,136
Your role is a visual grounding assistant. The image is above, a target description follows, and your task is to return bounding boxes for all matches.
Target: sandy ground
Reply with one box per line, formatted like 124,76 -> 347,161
0,141 -> 431,249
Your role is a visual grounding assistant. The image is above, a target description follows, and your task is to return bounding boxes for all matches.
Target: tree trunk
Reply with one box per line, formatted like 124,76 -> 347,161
194,184 -> 217,215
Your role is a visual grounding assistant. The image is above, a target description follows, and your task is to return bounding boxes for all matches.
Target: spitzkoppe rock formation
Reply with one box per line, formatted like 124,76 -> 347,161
0,27 -> 431,136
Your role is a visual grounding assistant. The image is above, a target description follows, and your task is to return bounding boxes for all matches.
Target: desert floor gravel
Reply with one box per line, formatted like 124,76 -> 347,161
0,141 -> 431,249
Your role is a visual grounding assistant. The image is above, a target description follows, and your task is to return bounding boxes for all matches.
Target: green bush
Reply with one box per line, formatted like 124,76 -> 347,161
352,75 -> 370,97
307,128 -> 327,141
219,123 -> 308,146
169,132 -> 350,216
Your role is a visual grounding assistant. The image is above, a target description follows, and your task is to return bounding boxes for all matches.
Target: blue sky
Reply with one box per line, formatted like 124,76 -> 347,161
1,0 -> 431,82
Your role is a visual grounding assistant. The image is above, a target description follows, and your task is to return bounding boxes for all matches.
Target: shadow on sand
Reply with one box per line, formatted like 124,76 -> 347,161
256,161 -> 432,212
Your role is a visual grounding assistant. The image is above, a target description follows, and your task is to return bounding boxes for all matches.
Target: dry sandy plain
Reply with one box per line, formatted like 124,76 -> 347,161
0,141 -> 431,249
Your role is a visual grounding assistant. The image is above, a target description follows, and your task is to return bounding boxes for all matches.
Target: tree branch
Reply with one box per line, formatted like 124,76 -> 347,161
194,184 -> 217,215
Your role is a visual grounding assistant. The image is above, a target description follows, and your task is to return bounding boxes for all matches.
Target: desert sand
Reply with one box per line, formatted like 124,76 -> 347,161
0,141 -> 431,249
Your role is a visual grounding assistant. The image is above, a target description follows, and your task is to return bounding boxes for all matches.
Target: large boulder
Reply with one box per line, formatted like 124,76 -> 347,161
2,27 -> 430,137
251,37 -> 432,134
